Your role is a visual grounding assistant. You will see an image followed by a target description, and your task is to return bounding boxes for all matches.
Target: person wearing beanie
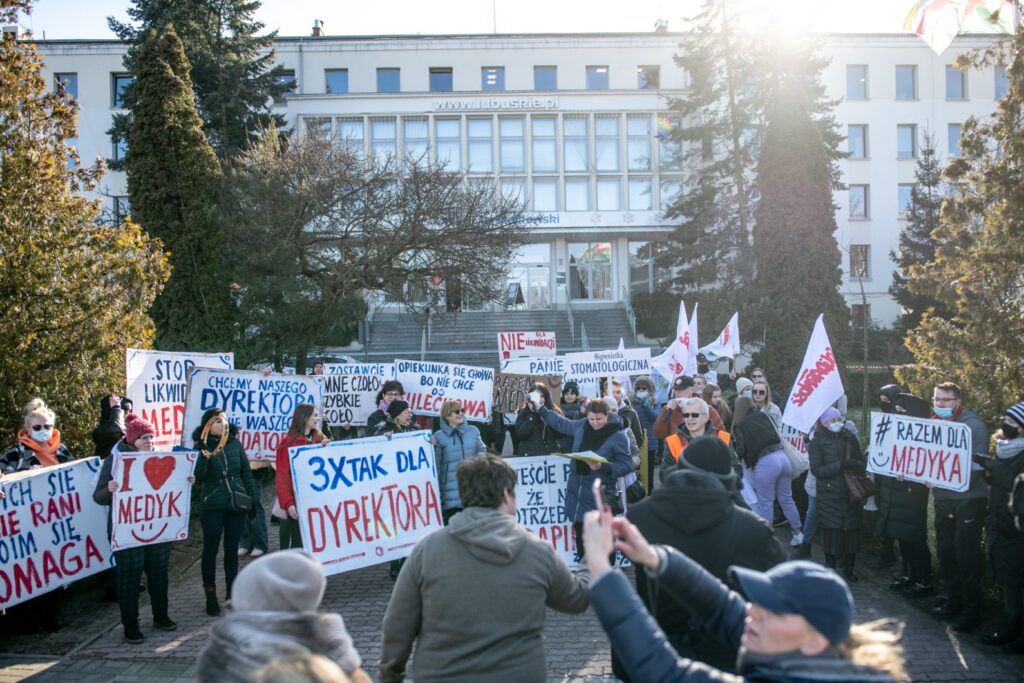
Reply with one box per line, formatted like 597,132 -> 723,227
613,436 -> 785,678
366,380 -> 405,433
196,551 -> 371,683
561,380 -> 584,421
93,414 -> 184,644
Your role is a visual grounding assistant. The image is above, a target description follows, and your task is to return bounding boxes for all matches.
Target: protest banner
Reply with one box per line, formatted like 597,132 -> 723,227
394,359 -> 494,420
109,451 -> 198,551
563,347 -> 652,382
781,315 -> 845,434
867,412 -> 973,492
289,430 -> 442,575
182,368 -> 324,461
497,331 -> 557,362
0,459 -> 113,609
778,423 -> 808,456
493,372 -> 562,413
500,357 -> 599,398
321,363 -> 395,426
126,349 -> 234,450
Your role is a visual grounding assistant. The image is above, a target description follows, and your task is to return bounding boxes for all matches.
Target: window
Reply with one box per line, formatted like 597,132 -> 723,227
627,114 -> 652,171
113,196 -> 131,225
629,241 -> 669,295
325,69 -> 349,94
595,115 -> 620,171
945,65 -> 966,99
995,66 -> 1009,99
565,178 -> 589,211
274,69 -> 297,103
660,178 -> 682,210
482,67 -> 505,91
403,117 -> 428,162
628,178 -> 652,210
849,245 -> 870,278
847,125 -> 867,159
112,74 -> 133,108
568,242 -> 612,300
429,68 -> 453,93
659,115 -> 682,171
586,66 -> 609,90
846,65 -> 867,99
499,117 -> 525,173
637,65 -> 660,89
377,68 -> 400,93
112,134 -> 128,162
895,66 -> 917,100
897,124 -> 917,158
534,65 -> 557,91
898,184 -> 914,218
851,303 -> 871,329
531,117 -> 557,172
435,118 -> 461,168
65,137 -> 78,170
502,179 -> 526,205
54,73 -> 77,100
948,123 -> 961,157
337,118 -> 364,155
849,185 -> 869,219
467,118 -> 493,173
563,115 -> 589,172
533,178 -> 557,211
305,117 -> 331,138
597,178 -> 620,211
370,117 -> 397,162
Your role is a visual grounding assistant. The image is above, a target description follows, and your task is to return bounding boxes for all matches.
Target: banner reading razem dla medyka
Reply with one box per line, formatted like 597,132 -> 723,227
0,459 -> 112,609
867,412 -> 973,492
110,450 -> 198,551
126,349 -> 235,450
321,363 -> 395,426
289,430 -> 442,575
394,359 -> 494,421
182,368 -> 324,461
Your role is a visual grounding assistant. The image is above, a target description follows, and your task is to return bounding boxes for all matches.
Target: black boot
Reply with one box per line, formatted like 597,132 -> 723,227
204,584 -> 221,617
982,616 -> 1020,646
792,543 -> 812,560
824,553 -> 837,570
843,554 -> 859,583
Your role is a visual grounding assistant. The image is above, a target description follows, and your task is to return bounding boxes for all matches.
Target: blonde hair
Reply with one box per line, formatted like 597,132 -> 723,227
752,380 -> 776,409
256,654 -> 350,683
839,619 -> 906,680
441,399 -> 463,421
23,398 -> 55,428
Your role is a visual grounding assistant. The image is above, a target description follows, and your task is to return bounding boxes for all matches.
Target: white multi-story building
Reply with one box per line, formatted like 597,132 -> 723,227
29,28 -> 1005,325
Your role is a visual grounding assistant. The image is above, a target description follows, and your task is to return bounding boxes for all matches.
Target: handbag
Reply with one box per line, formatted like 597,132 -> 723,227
770,419 -> 809,479
219,453 -> 253,514
844,472 -> 878,504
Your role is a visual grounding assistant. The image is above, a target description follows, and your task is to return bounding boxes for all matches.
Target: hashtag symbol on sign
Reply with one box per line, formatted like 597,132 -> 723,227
874,414 -> 892,445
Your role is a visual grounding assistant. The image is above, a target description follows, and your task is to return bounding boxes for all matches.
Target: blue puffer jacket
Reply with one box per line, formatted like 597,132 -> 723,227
537,406 -> 633,523
433,422 -> 486,510
631,396 -> 660,452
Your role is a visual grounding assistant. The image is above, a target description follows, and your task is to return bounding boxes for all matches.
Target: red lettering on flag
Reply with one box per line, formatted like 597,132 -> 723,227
790,347 -> 837,408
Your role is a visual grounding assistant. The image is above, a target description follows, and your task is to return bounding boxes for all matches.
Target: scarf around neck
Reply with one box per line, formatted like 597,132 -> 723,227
580,421 -> 620,453
17,428 -> 62,468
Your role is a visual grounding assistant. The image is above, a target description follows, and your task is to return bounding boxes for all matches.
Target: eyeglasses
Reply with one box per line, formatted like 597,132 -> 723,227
752,390 -> 767,396
681,413 -> 704,418
385,392 -> 402,398
31,424 -> 54,431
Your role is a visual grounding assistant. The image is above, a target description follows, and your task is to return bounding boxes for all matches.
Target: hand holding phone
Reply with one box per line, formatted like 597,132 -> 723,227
593,477 -> 610,515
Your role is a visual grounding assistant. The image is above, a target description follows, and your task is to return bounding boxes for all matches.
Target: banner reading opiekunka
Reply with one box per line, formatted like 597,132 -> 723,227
126,349 -> 234,450
289,430 -> 442,575
781,315 -> 845,434
110,451 -> 198,551
497,331 -> 557,362
867,412 -> 973,492
394,360 -> 494,420
322,363 -> 395,426
182,368 -> 324,461
0,459 -> 112,609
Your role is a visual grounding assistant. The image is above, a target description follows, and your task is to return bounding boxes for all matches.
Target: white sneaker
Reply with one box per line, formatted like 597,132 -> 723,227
237,548 -> 250,557
250,549 -> 265,558
790,532 -> 804,547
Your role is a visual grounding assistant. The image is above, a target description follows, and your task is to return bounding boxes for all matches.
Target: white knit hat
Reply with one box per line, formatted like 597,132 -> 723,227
232,550 -> 326,613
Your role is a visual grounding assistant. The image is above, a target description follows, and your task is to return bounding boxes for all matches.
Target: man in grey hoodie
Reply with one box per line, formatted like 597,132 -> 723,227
379,453 -> 590,683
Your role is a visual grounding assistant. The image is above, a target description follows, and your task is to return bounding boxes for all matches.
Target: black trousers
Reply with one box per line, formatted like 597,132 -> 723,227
898,539 -> 932,583
279,517 -> 304,550
935,497 -> 986,612
115,543 -> 171,627
200,508 -> 245,593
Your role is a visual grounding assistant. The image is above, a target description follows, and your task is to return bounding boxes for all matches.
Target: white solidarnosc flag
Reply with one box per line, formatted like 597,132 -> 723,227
686,302 -> 700,376
699,312 -> 741,361
650,301 -> 690,381
782,315 -> 845,434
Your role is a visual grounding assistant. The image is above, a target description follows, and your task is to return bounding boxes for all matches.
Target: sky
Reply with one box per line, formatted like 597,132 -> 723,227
17,0 -> 945,40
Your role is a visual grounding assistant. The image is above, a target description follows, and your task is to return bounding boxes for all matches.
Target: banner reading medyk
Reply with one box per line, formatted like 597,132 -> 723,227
394,360 -> 494,420
867,412 -> 973,492
0,459 -> 112,609
510,455 -> 578,567
290,430 -> 442,575
126,349 -> 234,450
322,363 -> 395,426
182,368 -> 324,461
110,451 -> 198,551
563,347 -> 652,381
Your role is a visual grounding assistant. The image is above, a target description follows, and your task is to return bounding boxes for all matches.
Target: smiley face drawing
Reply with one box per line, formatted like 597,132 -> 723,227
130,520 -> 169,545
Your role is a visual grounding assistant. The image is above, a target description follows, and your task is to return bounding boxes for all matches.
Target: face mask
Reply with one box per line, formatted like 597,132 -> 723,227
31,428 -> 53,443
879,401 -> 895,414
741,389 -> 752,398
828,422 -> 844,433
1001,422 -> 1020,439
635,391 -> 649,399
934,406 -> 954,419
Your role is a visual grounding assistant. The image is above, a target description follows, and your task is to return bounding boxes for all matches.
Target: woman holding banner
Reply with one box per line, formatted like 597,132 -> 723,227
192,408 -> 256,616
433,399 -> 487,525
276,404 -> 330,552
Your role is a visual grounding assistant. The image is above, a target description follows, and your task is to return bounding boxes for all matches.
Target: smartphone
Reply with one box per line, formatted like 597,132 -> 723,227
593,477 -> 610,515
528,390 -> 542,406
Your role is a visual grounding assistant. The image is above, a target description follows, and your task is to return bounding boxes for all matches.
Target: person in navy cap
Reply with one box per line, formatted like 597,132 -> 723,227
582,504 -> 905,682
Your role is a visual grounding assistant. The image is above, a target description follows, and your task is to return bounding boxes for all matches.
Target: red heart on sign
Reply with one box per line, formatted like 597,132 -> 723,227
143,456 -> 176,491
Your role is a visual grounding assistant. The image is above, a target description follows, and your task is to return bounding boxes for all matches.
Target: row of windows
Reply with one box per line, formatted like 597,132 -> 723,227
845,64 -> 1008,101
846,122 -> 962,159
848,181 -> 948,221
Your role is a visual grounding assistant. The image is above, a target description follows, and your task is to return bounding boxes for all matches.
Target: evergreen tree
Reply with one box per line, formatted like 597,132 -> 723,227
0,0 -> 168,452
896,27 -> 1024,423
108,0 -> 283,160
890,133 -> 949,332
126,25 -> 234,351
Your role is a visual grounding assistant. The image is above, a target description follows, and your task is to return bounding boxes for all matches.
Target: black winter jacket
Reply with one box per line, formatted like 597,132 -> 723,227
809,428 -> 865,531
875,476 -> 929,543
514,406 -> 562,455
92,398 -> 125,459
985,441 -> 1024,583
732,412 -> 782,469
192,432 -> 256,511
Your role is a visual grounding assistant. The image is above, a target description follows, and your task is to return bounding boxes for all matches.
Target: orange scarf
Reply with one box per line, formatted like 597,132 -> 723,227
17,428 -> 62,468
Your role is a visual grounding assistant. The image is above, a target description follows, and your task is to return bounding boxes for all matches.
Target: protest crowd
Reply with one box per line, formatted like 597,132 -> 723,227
2,312 -> 1024,683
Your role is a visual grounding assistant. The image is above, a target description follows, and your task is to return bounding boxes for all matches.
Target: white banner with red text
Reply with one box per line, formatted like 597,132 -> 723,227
497,331 -> 557,361
110,450 -> 198,551
394,360 -> 494,421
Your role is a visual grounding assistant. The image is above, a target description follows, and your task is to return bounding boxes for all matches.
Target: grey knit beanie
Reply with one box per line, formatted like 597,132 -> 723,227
232,550 -> 326,613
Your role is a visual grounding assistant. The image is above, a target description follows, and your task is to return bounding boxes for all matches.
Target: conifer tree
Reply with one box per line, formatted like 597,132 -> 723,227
0,0 -> 168,451
126,25 -> 234,351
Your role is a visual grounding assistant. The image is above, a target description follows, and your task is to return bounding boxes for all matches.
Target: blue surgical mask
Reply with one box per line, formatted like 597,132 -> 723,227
31,428 -> 53,442
934,406 -> 954,419
635,391 -> 649,399
827,422 -> 844,433
741,389 -> 752,398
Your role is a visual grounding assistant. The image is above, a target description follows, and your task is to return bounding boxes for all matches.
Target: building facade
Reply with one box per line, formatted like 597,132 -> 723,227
32,30 -> 1005,325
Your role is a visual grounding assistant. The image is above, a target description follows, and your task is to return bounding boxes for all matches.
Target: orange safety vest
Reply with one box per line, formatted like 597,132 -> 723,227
666,430 -> 731,462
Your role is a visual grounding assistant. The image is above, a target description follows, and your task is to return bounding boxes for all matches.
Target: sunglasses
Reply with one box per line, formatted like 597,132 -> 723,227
451,408 -> 464,415
752,390 -> 767,396
31,424 -> 54,431
681,413 -> 704,418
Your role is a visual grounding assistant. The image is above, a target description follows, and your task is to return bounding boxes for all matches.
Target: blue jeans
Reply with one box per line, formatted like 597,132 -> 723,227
239,469 -> 268,552
804,495 -> 818,542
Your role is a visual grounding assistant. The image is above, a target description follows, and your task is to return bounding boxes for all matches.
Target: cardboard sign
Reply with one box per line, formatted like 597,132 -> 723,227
126,349 -> 234,450
867,412 -> 973,492
182,368 -> 324,461
110,451 -> 198,551
322,363 -> 395,426
0,459 -> 113,609
493,372 -> 562,413
290,430 -> 443,575
394,359 -> 494,421
497,331 -> 557,361
563,347 -> 652,381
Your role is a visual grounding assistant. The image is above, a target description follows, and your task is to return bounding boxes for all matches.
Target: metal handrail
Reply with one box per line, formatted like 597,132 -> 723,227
621,285 -> 638,342
580,321 -> 590,352
562,286 -> 576,344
